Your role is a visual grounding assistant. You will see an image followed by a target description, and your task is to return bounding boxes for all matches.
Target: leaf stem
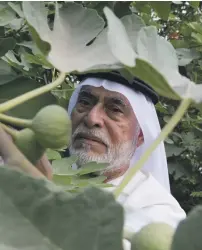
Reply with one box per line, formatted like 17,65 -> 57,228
0,114 -> 32,128
114,98 -> 192,198
0,72 -> 66,113
0,122 -> 18,139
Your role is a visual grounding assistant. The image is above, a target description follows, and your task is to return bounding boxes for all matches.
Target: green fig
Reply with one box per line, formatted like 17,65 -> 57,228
131,223 -> 175,250
14,128 -> 45,165
31,105 -> 71,149
171,205 -> 202,250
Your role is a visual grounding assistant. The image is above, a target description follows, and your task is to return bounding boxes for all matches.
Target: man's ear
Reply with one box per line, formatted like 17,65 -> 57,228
137,129 -> 144,148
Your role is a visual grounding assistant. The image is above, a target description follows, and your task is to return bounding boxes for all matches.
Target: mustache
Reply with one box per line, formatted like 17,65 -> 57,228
71,125 -> 110,147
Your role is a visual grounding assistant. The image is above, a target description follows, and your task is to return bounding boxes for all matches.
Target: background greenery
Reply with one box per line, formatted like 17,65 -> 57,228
0,1 -> 202,213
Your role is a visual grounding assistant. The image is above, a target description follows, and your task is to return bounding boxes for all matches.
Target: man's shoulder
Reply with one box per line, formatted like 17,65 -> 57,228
109,171 -> 186,233
109,170 -> 184,210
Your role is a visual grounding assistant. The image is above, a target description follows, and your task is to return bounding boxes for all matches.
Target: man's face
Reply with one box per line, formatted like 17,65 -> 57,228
69,85 -> 143,171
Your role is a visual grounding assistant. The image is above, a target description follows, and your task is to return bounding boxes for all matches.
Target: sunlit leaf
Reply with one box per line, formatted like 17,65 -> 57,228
104,7 -> 136,67
105,11 -> 202,102
2,51 -> 27,71
28,24 -> 51,56
127,59 -> 180,100
120,14 -> 145,51
137,26 -> 178,71
188,22 -> 202,35
24,53 -> 53,68
191,191 -> 202,197
8,2 -> 24,18
8,17 -> 24,31
189,1 -> 200,9
22,2 -> 121,73
0,3 -> 16,26
191,32 -> 202,45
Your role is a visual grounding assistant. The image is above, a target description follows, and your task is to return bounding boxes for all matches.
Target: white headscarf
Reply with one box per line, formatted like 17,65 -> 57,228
68,78 -> 170,192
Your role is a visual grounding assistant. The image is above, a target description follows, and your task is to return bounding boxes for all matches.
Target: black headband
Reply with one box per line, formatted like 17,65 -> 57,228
75,70 -> 159,105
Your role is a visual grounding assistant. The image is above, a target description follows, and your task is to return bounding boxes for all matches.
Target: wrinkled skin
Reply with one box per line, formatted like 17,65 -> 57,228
69,86 -> 143,181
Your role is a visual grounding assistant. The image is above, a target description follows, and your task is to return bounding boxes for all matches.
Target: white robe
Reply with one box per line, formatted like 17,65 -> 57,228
106,170 -> 186,249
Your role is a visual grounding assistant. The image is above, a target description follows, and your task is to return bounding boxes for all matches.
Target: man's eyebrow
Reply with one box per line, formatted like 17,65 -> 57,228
78,89 -> 98,100
106,96 -> 128,107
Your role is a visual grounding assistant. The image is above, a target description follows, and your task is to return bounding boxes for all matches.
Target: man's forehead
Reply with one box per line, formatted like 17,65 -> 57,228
79,85 -> 130,104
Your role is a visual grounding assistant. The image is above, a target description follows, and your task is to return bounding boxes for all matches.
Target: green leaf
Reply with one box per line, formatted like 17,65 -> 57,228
104,7 -> 136,66
2,50 -> 28,71
191,32 -> 202,45
165,138 -> 174,144
171,206 -> 202,250
0,37 -> 16,57
23,2 -> 120,73
52,156 -> 78,175
0,76 -> 57,119
190,191 -> 202,197
170,40 -> 189,49
134,2 -> 151,15
176,48 -> 200,66
104,10 -> 202,102
137,26 -> 178,71
150,1 -> 171,21
127,58 -> 180,100
17,41 -> 41,55
165,144 -> 184,158
71,175 -> 107,187
189,1 -> 200,9
188,22 -> 202,35
0,3 -> 16,26
0,166 -> 124,250
52,174 -> 72,185
77,162 -> 109,175
24,53 -> 53,68
27,24 -> 51,56
168,162 -> 188,180
121,14 -> 145,51
0,59 -> 17,86
46,149 -> 61,161
8,2 -> 24,18
8,17 -> 24,31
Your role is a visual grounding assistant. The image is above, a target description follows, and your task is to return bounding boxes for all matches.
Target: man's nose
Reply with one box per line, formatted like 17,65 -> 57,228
84,104 -> 104,128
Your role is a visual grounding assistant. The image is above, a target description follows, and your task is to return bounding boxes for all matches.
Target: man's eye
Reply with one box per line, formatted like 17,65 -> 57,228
109,106 -> 122,113
78,99 -> 91,106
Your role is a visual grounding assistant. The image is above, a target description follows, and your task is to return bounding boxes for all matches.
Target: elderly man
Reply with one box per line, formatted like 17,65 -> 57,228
66,71 -> 186,235
0,71 -> 186,244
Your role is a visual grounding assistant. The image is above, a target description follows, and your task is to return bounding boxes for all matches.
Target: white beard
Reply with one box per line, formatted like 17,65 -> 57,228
69,124 -> 140,174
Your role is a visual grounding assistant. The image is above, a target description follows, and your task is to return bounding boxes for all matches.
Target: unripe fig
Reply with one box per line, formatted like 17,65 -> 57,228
31,105 -> 71,149
171,205 -> 202,250
131,223 -> 175,250
14,128 -> 45,165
